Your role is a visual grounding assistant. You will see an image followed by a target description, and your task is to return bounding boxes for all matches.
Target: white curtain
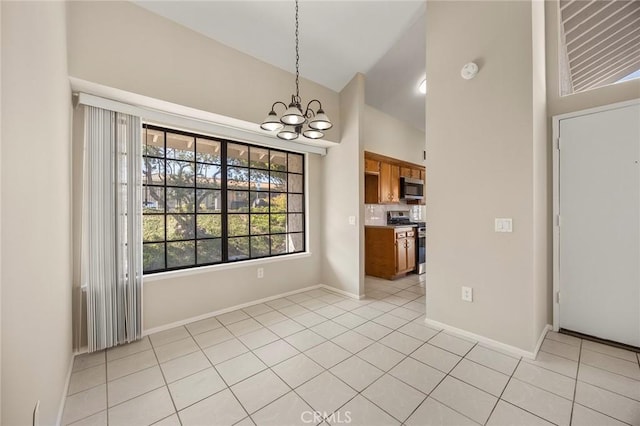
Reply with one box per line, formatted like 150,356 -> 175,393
82,105 -> 143,352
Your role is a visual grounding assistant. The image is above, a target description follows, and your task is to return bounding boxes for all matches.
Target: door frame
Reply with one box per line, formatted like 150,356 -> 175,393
552,98 -> 640,332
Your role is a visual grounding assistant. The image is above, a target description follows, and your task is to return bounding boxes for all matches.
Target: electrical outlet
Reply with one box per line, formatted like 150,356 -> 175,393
33,400 -> 40,426
257,267 -> 264,279
461,286 -> 473,302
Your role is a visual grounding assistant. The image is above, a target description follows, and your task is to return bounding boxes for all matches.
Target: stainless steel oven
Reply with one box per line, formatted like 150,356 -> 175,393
415,222 -> 426,274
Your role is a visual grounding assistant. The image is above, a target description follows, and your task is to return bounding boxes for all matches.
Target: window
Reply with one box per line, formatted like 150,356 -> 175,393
558,1 -> 640,95
142,125 -> 305,273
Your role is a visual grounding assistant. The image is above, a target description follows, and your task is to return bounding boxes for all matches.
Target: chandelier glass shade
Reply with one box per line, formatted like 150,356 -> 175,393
260,0 -> 332,140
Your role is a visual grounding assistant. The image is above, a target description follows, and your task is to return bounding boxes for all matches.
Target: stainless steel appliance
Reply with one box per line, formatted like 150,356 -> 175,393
387,210 -> 413,225
414,222 -> 426,275
400,177 -> 424,200
386,212 -> 426,275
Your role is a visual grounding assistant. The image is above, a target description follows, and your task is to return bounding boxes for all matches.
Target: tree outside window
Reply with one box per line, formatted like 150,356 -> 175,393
142,125 -> 305,273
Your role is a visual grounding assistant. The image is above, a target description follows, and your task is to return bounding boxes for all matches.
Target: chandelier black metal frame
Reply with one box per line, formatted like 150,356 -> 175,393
260,0 -> 333,140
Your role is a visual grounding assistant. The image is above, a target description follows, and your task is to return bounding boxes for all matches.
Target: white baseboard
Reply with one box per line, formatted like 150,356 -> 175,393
73,347 -> 89,356
56,354 -> 75,426
143,284 -> 325,336
424,318 -> 552,359
318,284 -> 364,300
533,324 -> 553,357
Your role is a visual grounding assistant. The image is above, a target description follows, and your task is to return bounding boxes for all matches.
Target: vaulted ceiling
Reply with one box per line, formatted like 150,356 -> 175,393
134,1 -> 426,130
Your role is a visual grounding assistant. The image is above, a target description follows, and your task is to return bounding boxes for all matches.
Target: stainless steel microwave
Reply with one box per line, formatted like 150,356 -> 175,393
400,177 -> 424,200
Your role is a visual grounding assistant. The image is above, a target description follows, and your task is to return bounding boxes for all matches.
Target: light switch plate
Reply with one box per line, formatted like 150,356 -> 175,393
495,218 -> 513,233
348,216 -> 356,226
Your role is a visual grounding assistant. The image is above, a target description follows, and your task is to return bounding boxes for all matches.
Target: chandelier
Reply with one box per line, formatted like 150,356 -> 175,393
260,0 -> 333,140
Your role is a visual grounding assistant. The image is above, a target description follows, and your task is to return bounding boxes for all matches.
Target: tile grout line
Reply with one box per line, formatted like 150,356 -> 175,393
186,296 -> 381,423
155,323 -> 634,426
408,339 -> 481,425
505,372 -> 575,403
65,282 -> 423,424
496,380 -> 578,426
328,323 -> 461,425
256,287 -> 419,424
256,281 -> 427,424
483,355 -> 522,425
216,283 -> 427,421
571,401 -> 635,426
573,337 -> 640,425
191,329 -> 256,425
490,343 -> 584,426
184,317 -> 262,424
148,329 -> 183,425
578,359 -> 640,381
494,334 -> 627,426
520,353 -> 580,380
64,280 -> 429,425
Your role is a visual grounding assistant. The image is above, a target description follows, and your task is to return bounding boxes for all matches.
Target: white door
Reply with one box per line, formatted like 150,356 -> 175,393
559,103 -> 640,347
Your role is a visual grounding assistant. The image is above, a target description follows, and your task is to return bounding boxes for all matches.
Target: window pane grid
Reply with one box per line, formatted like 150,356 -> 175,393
142,124 -> 305,273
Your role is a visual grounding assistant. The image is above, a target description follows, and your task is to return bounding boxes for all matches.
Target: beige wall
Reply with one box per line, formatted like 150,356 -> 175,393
66,1 -> 340,332
321,74 -> 365,296
1,2 -> 73,425
532,0 -> 550,345
425,1 -> 548,352
66,1 -> 340,141
363,104 -> 426,166
0,2 -> 3,421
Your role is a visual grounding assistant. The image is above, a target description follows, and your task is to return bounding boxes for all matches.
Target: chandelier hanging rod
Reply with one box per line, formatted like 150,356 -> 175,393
260,0 -> 333,141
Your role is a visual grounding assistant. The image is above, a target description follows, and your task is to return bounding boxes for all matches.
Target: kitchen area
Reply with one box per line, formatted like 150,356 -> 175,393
364,151 -> 426,280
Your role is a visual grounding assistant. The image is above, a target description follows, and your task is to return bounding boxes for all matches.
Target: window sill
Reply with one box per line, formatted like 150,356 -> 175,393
142,252 -> 313,284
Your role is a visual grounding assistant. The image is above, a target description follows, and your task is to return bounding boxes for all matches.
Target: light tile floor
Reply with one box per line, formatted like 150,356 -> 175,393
63,274 -> 640,426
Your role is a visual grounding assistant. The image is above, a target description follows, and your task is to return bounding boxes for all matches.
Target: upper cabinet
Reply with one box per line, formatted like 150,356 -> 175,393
364,151 -> 426,205
400,167 -> 421,179
380,162 -> 400,203
365,158 -> 380,174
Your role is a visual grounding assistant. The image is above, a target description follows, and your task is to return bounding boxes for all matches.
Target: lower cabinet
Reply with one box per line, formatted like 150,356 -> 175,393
395,230 -> 416,274
365,226 -> 416,280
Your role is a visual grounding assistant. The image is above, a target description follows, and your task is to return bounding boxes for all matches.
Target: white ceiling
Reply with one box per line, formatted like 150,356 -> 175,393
134,0 -> 426,130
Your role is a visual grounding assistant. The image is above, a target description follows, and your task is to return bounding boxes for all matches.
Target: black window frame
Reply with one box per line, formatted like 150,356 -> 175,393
142,124 -> 306,274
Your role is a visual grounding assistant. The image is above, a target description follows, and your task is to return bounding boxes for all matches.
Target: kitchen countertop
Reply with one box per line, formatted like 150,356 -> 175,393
365,224 -> 418,229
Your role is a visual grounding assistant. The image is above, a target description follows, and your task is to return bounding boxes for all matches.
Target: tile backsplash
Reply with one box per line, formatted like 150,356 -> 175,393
365,204 -> 426,225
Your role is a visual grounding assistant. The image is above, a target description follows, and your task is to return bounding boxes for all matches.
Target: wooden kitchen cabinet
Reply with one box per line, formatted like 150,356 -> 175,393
395,229 -> 416,274
365,226 -> 416,279
400,167 -> 421,179
379,162 -> 400,203
364,151 -> 425,205
365,159 -> 380,174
